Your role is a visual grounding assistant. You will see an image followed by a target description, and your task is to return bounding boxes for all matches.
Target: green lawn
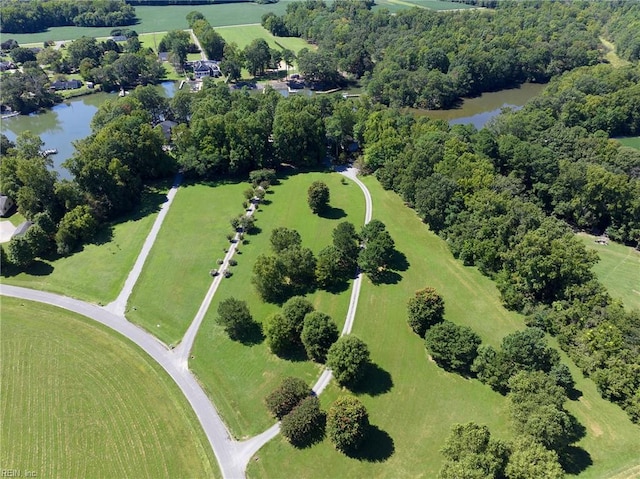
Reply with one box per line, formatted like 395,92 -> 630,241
217,24 -> 311,53
376,0 -> 475,11
247,177 -> 640,479
190,171 -> 366,438
0,297 -> 219,478
127,181 -> 249,345
617,136 -> 640,150
578,233 -> 640,311
1,183 -> 169,304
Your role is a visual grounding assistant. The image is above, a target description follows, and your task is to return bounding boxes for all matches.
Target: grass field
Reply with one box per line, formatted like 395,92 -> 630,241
1,183 -> 169,304
190,171 -> 366,438
578,233 -> 640,311
217,24 -> 310,52
618,136 -> 640,150
127,181 -> 250,345
6,0 -> 473,44
247,177 -> 640,479
600,37 -> 631,68
0,297 -> 219,478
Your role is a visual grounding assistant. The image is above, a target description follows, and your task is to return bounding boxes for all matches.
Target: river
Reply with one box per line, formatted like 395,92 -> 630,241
1,81 -> 543,179
1,82 -> 177,180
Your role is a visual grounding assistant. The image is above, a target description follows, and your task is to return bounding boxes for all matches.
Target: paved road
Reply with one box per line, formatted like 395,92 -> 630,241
1,168 -> 373,479
0,284 -> 244,478
236,167 -> 373,468
174,200 -> 258,365
104,174 -> 182,316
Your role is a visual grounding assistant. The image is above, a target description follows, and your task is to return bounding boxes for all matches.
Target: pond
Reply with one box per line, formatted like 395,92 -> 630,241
416,82 -> 546,129
1,82 -> 177,180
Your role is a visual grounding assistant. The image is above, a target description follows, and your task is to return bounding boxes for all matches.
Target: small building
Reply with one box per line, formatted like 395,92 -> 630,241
111,35 -> 127,42
50,79 -> 82,91
86,81 -> 94,89
12,220 -> 33,238
0,194 -> 15,217
158,52 -> 169,62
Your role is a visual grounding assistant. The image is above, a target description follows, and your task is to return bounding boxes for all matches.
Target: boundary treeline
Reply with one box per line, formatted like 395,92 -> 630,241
0,0 -> 136,34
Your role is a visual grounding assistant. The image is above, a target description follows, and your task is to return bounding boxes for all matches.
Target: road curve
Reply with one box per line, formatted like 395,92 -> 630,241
0,284 -> 243,479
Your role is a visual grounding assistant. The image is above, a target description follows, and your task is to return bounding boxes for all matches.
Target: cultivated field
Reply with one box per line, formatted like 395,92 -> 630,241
0,297 -> 218,478
190,171 -> 366,437
578,232 -> 640,311
127,181 -> 250,345
6,0 -> 473,44
1,182 -> 169,304
247,177 -> 640,479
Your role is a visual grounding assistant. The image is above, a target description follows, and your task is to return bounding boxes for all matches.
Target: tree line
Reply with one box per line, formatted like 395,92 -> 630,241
0,0 -> 136,34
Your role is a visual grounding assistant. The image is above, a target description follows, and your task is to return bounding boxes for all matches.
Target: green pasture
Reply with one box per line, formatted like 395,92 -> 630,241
127,181 -> 249,345
0,297 -> 218,478
5,0 -> 472,45
578,233 -> 640,311
217,24 -> 310,53
1,183 -> 169,304
247,177 -> 640,478
190,171 -> 366,438
617,136 -> 640,150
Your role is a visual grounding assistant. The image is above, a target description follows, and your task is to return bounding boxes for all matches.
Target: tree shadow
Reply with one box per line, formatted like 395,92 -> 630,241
236,321 -> 264,346
246,226 -> 262,236
323,277 -> 351,295
567,387 -> 583,401
388,250 -> 409,272
261,198 -> 272,206
319,206 -> 347,220
1,259 -> 54,278
345,425 -> 395,462
278,344 -> 309,363
370,269 -> 402,285
560,446 -> 593,475
90,224 -> 114,246
350,362 -> 393,397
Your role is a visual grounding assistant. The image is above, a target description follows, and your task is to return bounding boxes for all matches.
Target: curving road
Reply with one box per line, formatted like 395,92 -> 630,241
1,167 -> 373,479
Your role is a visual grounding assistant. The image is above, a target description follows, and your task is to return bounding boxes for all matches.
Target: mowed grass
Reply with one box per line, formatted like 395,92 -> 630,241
217,24 -> 310,52
127,181 -> 249,345
376,0 -> 475,11
618,136 -> 640,150
578,233 -> 640,311
248,177 -> 640,478
1,183 -> 169,304
0,297 -> 219,478
190,171 -> 365,438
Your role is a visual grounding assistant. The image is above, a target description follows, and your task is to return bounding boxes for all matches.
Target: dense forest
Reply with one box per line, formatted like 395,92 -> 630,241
1,0 -> 639,463
264,0 -> 640,109
0,0 -> 136,33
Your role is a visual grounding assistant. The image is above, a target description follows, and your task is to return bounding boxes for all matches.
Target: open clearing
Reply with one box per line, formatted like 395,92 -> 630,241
247,177 -> 640,479
618,136 -> 640,150
217,24 -> 310,52
1,183 -> 169,305
190,171 -> 365,438
578,233 -> 640,311
0,297 -> 218,478
127,181 -> 249,345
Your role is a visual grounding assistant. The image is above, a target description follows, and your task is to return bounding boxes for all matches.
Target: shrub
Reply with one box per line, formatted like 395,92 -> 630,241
327,395 -> 369,452
425,321 -> 481,374
326,335 -> 370,387
407,287 -> 445,337
265,376 -> 309,419
280,396 -> 325,447
229,258 -> 238,266
301,311 -> 339,363
307,180 -> 330,213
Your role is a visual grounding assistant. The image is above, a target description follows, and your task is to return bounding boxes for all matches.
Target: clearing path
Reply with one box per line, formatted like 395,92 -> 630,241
1,167 -> 373,479
104,174 -> 182,316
